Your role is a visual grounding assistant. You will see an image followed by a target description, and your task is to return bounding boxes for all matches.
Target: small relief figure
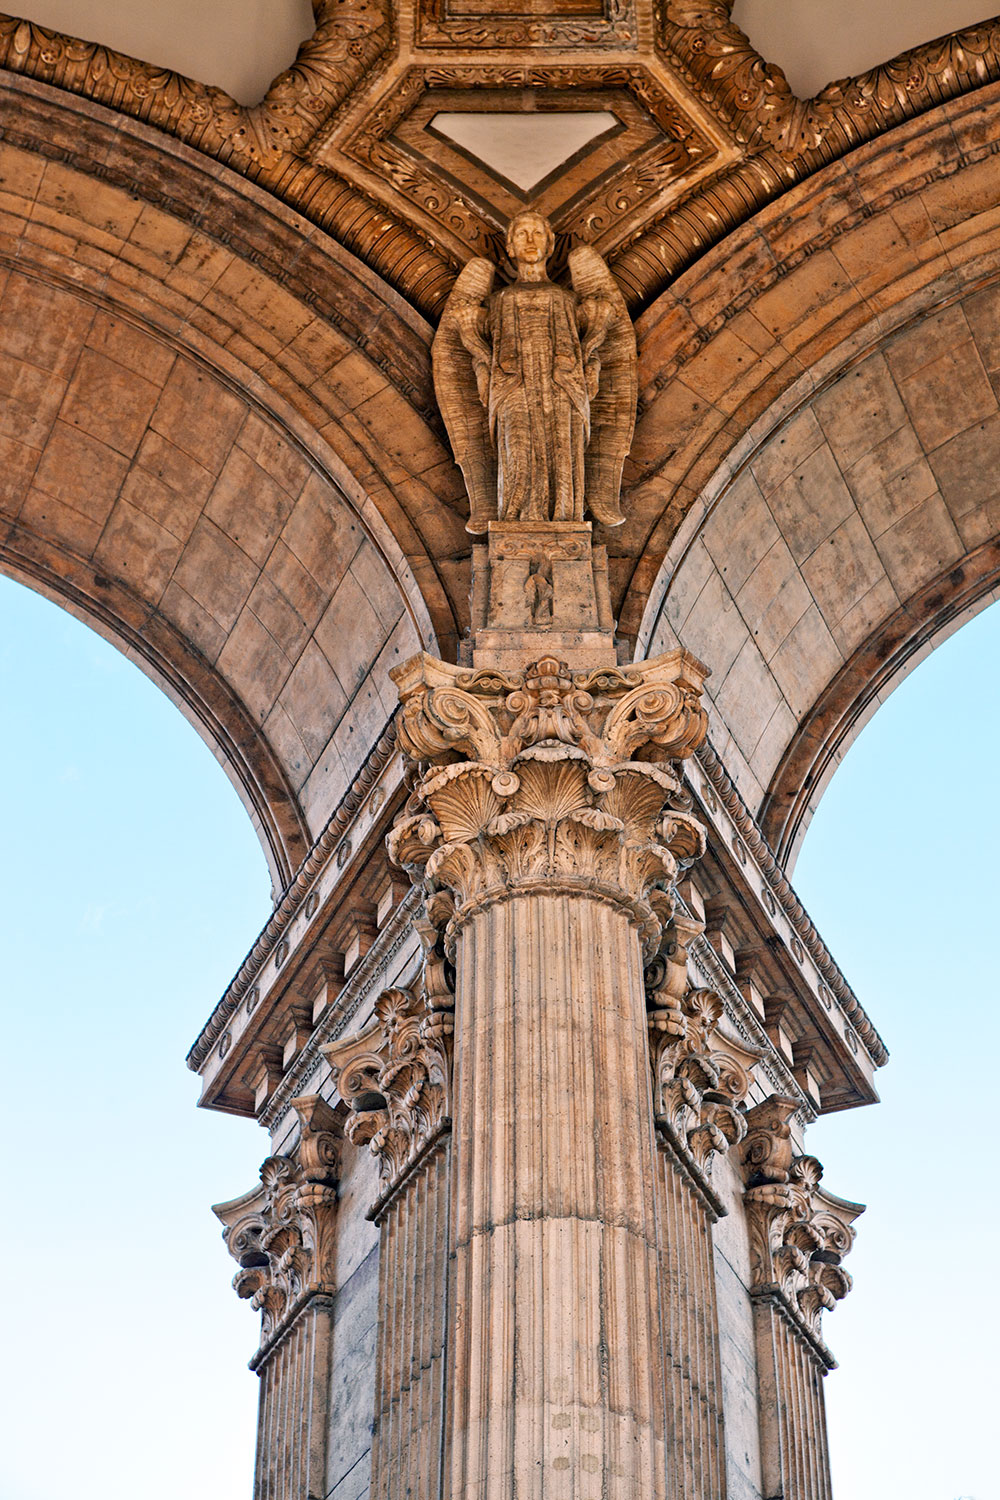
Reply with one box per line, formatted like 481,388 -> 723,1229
433,210 -> 637,534
524,554 -> 554,625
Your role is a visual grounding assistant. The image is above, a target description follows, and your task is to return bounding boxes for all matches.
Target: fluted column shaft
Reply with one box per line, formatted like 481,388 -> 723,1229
371,1144 -> 451,1500
449,890 -> 667,1500
387,649 -> 711,1500
657,1159 -> 727,1500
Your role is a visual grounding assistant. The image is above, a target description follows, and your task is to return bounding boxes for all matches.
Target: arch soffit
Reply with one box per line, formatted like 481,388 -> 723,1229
9,64 -> 1000,653
0,83 -> 475,885
635,98 -> 1000,868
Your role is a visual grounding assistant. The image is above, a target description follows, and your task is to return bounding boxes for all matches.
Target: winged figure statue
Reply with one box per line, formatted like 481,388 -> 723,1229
432,211 -> 637,534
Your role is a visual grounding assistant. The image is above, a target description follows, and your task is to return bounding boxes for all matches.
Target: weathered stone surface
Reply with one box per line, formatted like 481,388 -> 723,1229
21,11 -> 1000,1497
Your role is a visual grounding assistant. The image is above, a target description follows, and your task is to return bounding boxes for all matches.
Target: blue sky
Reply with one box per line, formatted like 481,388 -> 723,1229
0,575 -> 270,1500
1,570 -> 996,1499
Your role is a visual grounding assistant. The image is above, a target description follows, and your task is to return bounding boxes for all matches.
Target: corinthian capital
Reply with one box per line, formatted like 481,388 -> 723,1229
741,1096 -> 864,1362
646,915 -> 758,1209
387,651 -> 709,943
213,1095 -> 341,1350
324,983 -> 453,1220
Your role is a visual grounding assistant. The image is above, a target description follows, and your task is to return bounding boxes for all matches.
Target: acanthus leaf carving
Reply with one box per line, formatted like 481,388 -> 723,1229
324,970 -> 454,1220
645,912 -> 757,1210
741,1094 -> 864,1364
0,0 -> 390,168
388,651 -> 709,953
658,0 -> 1000,168
213,1094 -> 341,1353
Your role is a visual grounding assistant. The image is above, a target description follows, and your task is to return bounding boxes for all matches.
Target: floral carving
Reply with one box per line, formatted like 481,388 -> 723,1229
741,1095 -> 863,1363
387,652 -> 708,950
415,0 -> 637,49
659,0 -> 1000,162
324,980 -> 453,1218
646,913 -> 755,1209
0,0 -> 390,167
213,1094 -> 341,1351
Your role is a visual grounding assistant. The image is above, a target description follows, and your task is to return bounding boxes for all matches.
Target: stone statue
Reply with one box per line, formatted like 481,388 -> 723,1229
433,211 -> 637,534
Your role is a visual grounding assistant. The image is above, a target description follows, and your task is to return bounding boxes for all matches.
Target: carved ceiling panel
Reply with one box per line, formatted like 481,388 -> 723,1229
414,0 -> 638,50
314,60 -> 731,263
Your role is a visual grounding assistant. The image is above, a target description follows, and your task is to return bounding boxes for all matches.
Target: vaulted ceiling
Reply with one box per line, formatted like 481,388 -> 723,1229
5,0 -> 1000,871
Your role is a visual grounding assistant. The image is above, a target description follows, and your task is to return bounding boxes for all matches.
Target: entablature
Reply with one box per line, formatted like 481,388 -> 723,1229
188,719 -> 420,1119
190,714 -> 885,1128
684,743 -> 886,1113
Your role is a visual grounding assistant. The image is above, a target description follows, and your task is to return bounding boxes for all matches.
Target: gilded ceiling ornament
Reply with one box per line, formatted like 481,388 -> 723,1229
433,211 -> 637,534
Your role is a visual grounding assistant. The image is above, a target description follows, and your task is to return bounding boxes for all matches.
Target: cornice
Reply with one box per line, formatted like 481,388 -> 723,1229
186,716 -> 400,1074
259,888 -> 422,1132
694,740 -> 889,1069
684,921 -> 809,1119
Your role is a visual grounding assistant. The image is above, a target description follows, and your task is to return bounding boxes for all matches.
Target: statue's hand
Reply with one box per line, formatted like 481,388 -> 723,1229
584,358 -> 601,401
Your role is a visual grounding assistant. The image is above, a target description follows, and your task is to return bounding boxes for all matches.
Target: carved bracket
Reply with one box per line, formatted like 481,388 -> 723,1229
646,912 -> 758,1214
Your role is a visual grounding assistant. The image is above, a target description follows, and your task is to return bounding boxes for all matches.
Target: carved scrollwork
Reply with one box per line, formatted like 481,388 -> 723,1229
388,651 -> 708,951
0,0 -> 390,167
324,977 -> 454,1218
741,1094 -> 864,1363
658,0 -> 1000,165
213,1095 -> 341,1351
645,914 -> 758,1211
415,0 -> 638,50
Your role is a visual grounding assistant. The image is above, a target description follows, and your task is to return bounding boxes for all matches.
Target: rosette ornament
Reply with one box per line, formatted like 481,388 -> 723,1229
387,651 -> 709,945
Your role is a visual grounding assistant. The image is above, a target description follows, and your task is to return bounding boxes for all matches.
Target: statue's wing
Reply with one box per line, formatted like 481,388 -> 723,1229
432,259 -> 497,535
570,246 -> 637,528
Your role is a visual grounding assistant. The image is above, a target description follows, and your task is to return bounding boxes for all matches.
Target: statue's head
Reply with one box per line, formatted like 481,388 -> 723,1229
506,212 -> 554,273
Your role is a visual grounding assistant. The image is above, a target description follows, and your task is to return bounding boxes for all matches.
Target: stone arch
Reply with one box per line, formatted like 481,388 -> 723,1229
0,77 -> 480,886
629,80 -> 1000,869
639,270 -> 1000,869
620,76 -> 1000,648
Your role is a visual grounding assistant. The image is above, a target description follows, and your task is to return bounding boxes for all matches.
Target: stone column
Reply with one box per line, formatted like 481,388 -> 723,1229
740,1097 -> 863,1500
645,914 -> 759,1500
387,650 -> 709,1500
213,1096 -> 341,1500
323,948 -> 455,1500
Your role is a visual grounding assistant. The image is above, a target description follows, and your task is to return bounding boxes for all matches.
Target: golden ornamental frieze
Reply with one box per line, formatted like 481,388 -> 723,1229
312,56 -> 728,270
4,0 -> 1000,315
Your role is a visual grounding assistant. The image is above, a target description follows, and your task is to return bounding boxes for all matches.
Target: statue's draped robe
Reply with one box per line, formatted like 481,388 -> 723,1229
486,281 -> 590,522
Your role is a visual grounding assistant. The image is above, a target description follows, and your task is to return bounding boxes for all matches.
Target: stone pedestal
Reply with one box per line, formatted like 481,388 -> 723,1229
470,521 -> 618,669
